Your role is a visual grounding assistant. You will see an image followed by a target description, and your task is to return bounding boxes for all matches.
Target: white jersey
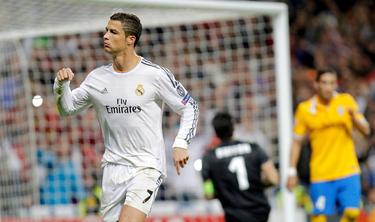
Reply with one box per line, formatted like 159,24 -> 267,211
53,57 -> 198,176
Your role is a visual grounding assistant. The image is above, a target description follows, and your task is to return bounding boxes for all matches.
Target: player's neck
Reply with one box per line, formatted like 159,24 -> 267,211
316,95 -> 331,105
220,138 -> 234,144
112,50 -> 140,73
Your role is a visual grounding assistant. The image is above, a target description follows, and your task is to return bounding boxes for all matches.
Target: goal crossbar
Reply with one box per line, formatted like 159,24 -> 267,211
0,0 -> 286,41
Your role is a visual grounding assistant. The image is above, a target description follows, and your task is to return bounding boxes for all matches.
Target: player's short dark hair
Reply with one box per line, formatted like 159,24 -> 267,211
315,69 -> 338,82
212,111 -> 234,142
110,12 -> 142,46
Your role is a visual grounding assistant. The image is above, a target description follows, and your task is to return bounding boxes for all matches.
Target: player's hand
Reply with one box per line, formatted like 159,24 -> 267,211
347,108 -> 357,120
286,175 -> 298,192
172,147 -> 189,176
56,68 -> 75,82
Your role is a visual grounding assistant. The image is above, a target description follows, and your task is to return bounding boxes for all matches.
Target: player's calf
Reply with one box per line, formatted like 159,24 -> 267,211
339,208 -> 360,222
311,215 -> 327,222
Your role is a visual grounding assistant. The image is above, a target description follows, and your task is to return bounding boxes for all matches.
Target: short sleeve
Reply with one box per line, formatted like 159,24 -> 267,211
293,103 -> 307,139
346,94 -> 366,121
252,143 -> 269,165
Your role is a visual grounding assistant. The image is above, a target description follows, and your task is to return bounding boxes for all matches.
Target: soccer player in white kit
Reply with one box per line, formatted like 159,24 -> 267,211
53,13 -> 198,222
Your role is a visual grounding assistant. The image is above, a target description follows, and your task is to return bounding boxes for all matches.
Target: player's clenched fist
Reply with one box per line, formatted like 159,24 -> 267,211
56,68 -> 75,81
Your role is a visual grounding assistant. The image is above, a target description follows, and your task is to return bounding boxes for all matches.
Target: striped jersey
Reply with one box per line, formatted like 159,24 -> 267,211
53,57 -> 199,177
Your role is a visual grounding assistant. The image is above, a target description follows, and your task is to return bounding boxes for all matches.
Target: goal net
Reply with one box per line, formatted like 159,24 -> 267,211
0,0 -> 293,221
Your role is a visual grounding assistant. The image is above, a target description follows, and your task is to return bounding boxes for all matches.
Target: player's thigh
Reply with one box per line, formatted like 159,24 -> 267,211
336,174 -> 361,214
310,181 -> 335,215
118,204 -> 147,222
100,164 -> 132,222
123,168 -> 163,216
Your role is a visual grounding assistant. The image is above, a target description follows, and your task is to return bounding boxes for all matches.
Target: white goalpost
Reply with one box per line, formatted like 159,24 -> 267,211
0,0 -> 295,221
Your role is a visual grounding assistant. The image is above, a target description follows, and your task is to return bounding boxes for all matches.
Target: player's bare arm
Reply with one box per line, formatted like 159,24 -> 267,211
172,147 -> 189,175
286,138 -> 303,191
261,160 -> 279,186
348,109 -> 370,136
56,67 -> 75,81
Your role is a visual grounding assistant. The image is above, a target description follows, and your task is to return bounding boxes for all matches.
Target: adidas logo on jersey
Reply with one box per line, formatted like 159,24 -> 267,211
101,88 -> 108,94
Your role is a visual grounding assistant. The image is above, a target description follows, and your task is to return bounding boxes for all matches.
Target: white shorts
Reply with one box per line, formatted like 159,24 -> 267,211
100,164 -> 163,222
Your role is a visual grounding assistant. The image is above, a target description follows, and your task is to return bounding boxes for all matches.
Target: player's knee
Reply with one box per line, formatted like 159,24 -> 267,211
342,208 -> 360,220
311,215 -> 327,222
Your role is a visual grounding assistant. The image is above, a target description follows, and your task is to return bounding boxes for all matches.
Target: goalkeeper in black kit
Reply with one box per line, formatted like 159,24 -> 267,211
202,112 -> 279,222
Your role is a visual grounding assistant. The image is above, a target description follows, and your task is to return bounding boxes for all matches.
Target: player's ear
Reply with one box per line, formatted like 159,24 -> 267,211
313,81 -> 319,90
332,80 -> 338,89
126,35 -> 136,46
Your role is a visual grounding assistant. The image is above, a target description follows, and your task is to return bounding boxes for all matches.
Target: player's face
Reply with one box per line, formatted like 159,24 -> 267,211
315,72 -> 338,101
103,20 -> 135,54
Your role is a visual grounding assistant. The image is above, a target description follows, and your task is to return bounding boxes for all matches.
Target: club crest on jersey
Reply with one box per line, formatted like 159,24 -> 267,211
135,84 -> 145,96
337,106 -> 344,116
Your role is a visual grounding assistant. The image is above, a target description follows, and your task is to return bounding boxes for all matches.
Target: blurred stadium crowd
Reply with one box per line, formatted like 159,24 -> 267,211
0,0 -> 374,219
